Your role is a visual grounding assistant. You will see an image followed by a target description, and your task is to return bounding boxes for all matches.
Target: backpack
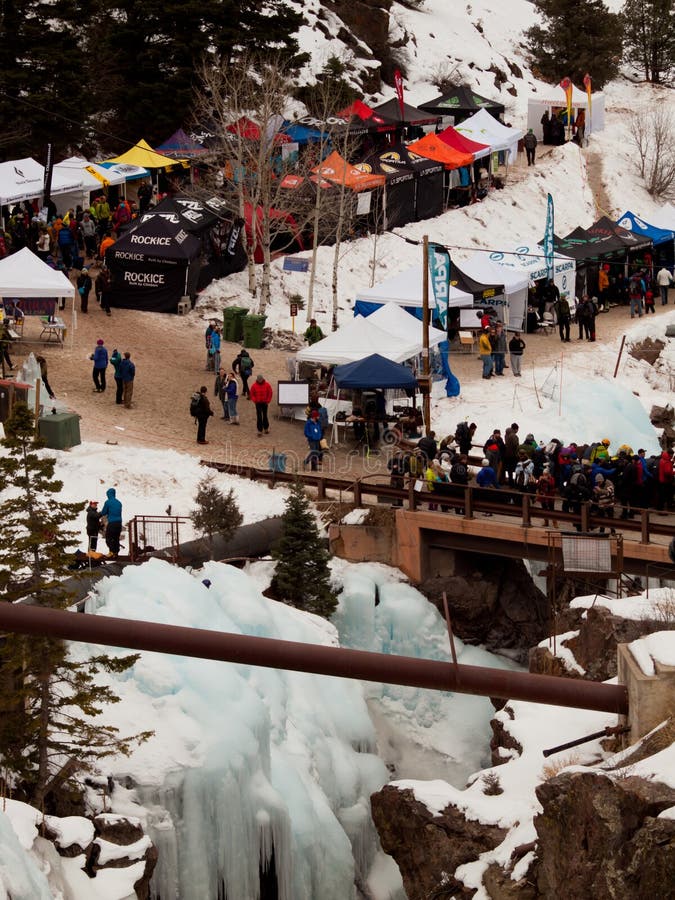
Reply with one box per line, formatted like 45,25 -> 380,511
515,469 -> 526,489
582,442 -> 599,462
568,470 -> 589,499
455,421 -> 470,445
240,353 -> 252,376
189,391 -> 201,417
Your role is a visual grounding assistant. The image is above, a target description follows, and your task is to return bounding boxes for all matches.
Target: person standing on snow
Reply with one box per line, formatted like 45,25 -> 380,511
523,128 -> 537,165
86,500 -> 101,551
100,488 -> 123,557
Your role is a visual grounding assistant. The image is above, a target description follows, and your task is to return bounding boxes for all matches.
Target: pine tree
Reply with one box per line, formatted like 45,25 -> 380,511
0,403 -> 151,808
0,0 -> 92,159
270,481 -> 337,618
526,0 -> 623,88
622,0 -> 675,85
190,476 -> 243,559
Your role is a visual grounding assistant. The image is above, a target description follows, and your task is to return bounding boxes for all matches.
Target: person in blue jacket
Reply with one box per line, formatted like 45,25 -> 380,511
303,409 -> 324,471
476,458 -> 499,489
100,487 -> 123,556
91,339 -> 108,393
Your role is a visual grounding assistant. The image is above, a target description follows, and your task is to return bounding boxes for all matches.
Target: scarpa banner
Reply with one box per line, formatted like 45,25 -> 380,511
543,193 -> 555,282
429,242 -> 451,331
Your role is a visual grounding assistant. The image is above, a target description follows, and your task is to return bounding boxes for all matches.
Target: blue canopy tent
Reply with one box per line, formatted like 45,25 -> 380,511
283,121 -> 328,145
333,353 -> 417,390
616,210 -> 674,266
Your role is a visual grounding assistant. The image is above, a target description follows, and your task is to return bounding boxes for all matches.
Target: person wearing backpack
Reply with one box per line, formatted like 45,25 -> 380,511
553,295 -> 571,342
514,452 -> 535,493
454,421 -> 475,456
233,349 -> 254,397
193,385 -> 213,445
628,271 -> 645,318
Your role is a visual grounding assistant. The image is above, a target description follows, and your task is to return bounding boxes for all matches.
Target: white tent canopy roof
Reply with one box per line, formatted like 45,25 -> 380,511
486,242 -> 576,283
460,252 -> 530,294
355,265 -> 473,309
454,109 -> 522,160
0,247 -> 75,298
532,85 -> 603,107
0,157 -> 82,206
296,314 -> 422,365
55,156 -> 126,189
368,302 -> 447,348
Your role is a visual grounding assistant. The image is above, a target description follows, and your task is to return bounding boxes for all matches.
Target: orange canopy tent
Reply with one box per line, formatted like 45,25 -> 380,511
312,150 -> 386,191
405,133 -> 473,170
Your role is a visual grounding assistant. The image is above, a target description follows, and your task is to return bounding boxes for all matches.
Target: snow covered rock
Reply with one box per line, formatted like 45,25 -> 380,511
534,770 -> 675,898
370,783 -> 507,900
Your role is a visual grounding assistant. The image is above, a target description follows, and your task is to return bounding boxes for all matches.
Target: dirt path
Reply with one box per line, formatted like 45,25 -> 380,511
585,149 -> 614,218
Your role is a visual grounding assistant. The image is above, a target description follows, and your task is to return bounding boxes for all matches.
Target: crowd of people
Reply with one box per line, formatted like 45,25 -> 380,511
387,421 -> 675,523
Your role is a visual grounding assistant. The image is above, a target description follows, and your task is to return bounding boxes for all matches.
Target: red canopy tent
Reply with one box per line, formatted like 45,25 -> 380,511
438,125 -> 491,160
226,116 -> 291,144
405,133 -> 473,170
243,203 -> 305,263
336,101 -> 398,135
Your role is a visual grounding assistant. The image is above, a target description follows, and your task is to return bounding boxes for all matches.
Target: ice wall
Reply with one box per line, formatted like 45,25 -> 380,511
79,559 -> 387,900
0,808 -> 52,900
333,564 -> 522,785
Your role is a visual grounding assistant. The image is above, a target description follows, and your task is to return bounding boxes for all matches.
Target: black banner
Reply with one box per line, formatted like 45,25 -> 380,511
43,143 -> 54,208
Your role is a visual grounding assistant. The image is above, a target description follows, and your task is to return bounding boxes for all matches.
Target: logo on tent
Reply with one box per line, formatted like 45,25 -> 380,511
14,166 -> 25,178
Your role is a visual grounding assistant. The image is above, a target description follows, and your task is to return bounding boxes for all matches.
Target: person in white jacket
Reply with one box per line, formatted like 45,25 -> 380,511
656,266 -> 672,306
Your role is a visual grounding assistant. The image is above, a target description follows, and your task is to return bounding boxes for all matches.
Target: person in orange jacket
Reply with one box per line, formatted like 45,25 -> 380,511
249,374 -> 273,436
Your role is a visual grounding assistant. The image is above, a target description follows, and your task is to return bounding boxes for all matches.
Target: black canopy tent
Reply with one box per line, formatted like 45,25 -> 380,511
419,85 -> 505,122
360,153 -> 416,229
371,98 -> 441,127
452,262 -> 505,304
550,216 -> 653,296
105,216 -> 202,313
375,144 -> 444,220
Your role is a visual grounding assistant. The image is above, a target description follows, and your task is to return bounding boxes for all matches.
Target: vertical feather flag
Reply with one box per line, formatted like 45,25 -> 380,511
559,77 -> 573,139
429,242 -> 451,330
544,193 -> 555,282
394,70 -> 405,122
583,73 -> 592,133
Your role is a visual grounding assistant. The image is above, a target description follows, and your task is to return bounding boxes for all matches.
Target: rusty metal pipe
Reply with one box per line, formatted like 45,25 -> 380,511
0,603 -> 628,715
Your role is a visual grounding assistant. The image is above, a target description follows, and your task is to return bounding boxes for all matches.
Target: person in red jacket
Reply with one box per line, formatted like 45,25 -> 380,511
249,374 -> 273,436
656,450 -> 674,512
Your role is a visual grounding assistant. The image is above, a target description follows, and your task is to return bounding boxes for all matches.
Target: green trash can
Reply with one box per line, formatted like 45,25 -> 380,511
222,307 -> 237,343
231,306 -> 249,342
38,413 -> 81,450
242,314 -> 266,349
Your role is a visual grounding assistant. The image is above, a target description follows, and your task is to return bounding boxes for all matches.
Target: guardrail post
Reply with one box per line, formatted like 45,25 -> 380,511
317,477 -> 326,500
464,487 -> 473,519
408,480 -> 416,511
580,502 -> 589,533
522,493 -> 531,527
353,479 -> 362,506
640,509 -> 650,544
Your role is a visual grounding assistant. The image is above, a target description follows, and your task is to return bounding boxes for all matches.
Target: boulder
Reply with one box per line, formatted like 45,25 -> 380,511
534,771 -> 675,898
420,557 -> 549,662
371,784 -> 507,900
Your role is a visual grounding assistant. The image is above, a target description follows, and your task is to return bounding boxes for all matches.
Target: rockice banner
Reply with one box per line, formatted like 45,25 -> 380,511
107,258 -> 196,312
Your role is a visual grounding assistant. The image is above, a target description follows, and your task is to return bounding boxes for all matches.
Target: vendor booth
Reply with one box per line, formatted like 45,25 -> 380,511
374,145 -> 444,220
455,109 -> 522,164
52,156 -> 126,215
527,87 -> 605,142
0,248 -> 77,347
0,157 -> 82,218
105,216 -> 202,313
616,211 -> 674,267
296,315 -> 421,366
419,85 -> 505,123
157,129 -> 210,159
488,243 -> 576,311
460,253 -> 530,331
358,153 -> 416,229
353,265 -> 473,320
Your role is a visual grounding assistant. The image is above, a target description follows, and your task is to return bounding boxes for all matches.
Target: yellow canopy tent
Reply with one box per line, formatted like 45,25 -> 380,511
104,138 -> 189,171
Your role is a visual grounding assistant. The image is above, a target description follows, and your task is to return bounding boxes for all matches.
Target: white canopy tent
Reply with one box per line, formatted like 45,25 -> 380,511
0,157 -> 82,208
454,109 -> 522,163
459,253 -> 530,330
486,243 -> 576,299
296,314 -> 423,365
0,248 -> 77,346
368,302 -> 448,348
53,156 -> 126,214
527,88 -> 605,141
354,265 -> 473,311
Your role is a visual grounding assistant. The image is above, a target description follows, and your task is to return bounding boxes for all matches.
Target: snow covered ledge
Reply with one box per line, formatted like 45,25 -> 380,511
618,632 -> 675,745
